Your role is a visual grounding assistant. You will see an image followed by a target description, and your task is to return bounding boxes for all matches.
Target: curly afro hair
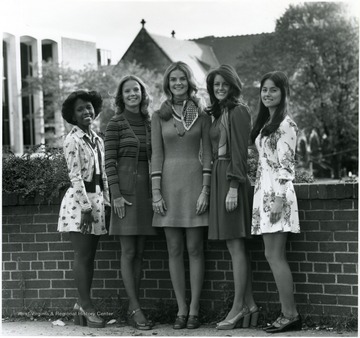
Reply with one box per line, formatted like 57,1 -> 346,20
61,90 -> 103,125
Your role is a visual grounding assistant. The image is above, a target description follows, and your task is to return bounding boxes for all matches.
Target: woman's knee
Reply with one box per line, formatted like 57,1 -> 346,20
73,250 -> 94,264
264,248 -> 286,266
187,240 -> 204,258
226,238 -> 245,255
167,240 -> 184,258
121,246 -> 138,261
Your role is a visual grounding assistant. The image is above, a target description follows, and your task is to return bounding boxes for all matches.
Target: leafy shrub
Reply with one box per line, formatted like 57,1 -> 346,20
3,145 -> 70,203
3,144 -> 314,204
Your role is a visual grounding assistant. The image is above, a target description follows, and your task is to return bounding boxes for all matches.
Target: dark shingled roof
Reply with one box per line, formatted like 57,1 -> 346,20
192,33 -> 270,67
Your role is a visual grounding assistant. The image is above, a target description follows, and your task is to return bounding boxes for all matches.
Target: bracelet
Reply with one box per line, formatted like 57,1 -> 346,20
152,197 -> 163,203
201,186 -> 210,195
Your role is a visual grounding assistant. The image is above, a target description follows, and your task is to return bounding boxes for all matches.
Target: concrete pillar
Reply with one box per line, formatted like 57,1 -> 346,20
4,33 -> 23,154
32,38 -> 45,146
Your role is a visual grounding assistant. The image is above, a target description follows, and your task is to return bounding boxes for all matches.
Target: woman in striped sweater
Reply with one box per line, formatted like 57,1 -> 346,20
105,75 -> 157,330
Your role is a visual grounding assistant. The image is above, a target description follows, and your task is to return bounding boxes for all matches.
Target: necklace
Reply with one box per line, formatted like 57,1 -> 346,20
172,103 -> 186,137
173,117 -> 185,137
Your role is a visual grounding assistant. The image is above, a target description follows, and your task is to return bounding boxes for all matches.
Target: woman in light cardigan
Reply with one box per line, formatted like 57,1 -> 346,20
58,90 -> 110,328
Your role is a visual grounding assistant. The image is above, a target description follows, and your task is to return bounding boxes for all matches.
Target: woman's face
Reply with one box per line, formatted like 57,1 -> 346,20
169,69 -> 189,99
261,79 -> 282,110
73,98 -> 94,129
122,80 -> 142,111
213,74 -> 230,101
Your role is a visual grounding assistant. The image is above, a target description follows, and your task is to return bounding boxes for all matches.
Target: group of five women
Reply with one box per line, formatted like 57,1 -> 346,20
58,61 -> 301,333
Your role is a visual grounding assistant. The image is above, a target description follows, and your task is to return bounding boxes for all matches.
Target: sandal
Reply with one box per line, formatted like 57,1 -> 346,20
127,308 -> 151,330
242,305 -> 260,328
173,315 -> 187,329
73,303 -> 105,328
187,315 -> 200,329
265,313 -> 302,333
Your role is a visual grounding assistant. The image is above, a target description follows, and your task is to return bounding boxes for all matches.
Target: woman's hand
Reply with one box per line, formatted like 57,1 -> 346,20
113,196 -> 132,219
196,187 -> 209,215
80,210 -> 95,234
226,187 -> 238,212
105,205 -> 111,217
152,190 -> 167,216
270,197 -> 283,223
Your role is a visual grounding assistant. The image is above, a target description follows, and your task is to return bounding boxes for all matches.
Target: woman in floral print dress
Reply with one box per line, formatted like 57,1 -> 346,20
58,90 -> 110,328
250,71 -> 301,333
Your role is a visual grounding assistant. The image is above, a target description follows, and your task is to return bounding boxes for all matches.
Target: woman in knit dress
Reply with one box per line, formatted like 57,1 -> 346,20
151,61 -> 212,330
58,90 -> 110,328
250,71 -> 301,333
205,65 -> 258,330
105,75 -> 157,331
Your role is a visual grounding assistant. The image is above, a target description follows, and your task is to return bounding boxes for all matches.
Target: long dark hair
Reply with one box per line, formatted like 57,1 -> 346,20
205,64 -> 243,119
114,75 -> 150,120
250,71 -> 290,144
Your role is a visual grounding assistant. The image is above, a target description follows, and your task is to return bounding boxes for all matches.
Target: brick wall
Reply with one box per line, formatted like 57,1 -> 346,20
2,183 -> 358,320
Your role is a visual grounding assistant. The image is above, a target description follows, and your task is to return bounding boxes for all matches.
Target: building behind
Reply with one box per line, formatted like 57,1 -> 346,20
2,28 -> 110,154
3,21 -> 266,154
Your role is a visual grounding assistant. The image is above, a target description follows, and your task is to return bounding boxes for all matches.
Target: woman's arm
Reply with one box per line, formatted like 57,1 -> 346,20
63,136 -> 91,212
226,105 -> 251,188
151,113 -> 164,193
201,114 -> 212,188
151,112 -> 167,215
274,118 -> 298,199
98,138 -> 110,206
104,118 -> 122,200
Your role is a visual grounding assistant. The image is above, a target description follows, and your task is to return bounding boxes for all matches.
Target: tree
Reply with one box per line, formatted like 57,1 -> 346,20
237,2 -> 358,178
22,60 -> 163,145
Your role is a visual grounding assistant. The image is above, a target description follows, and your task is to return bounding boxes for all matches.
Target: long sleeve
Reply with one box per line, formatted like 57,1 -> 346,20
151,112 -> 164,191
226,105 -> 251,188
98,138 -> 111,206
275,118 -> 298,198
63,136 -> 91,212
201,114 -> 212,186
104,118 -> 122,199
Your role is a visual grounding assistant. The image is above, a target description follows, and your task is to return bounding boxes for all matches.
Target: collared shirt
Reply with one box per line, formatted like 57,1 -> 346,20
63,126 -> 110,212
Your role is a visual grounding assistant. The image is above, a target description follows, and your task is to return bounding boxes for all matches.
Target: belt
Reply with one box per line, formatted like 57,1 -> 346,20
84,174 -> 103,192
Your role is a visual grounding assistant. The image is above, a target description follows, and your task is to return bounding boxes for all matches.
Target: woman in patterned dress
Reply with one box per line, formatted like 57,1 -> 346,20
105,75 -> 157,330
250,71 -> 301,333
58,90 -> 110,328
151,61 -> 212,330
205,65 -> 258,330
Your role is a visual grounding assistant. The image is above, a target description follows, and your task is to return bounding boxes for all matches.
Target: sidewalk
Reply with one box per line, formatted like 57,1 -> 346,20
1,319 -> 357,337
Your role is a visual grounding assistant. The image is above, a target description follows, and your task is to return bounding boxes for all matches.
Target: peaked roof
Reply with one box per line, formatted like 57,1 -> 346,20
149,32 -> 219,86
119,27 -> 220,87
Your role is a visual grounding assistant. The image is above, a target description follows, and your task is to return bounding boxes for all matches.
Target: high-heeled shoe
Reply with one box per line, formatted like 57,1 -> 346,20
127,308 -> 152,330
264,313 -> 302,333
216,306 -> 250,330
73,303 -> 105,328
186,315 -> 200,329
173,315 -> 187,329
242,306 -> 260,328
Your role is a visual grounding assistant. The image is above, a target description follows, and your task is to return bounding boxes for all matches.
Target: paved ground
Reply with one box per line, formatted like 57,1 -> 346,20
1,320 -> 357,337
